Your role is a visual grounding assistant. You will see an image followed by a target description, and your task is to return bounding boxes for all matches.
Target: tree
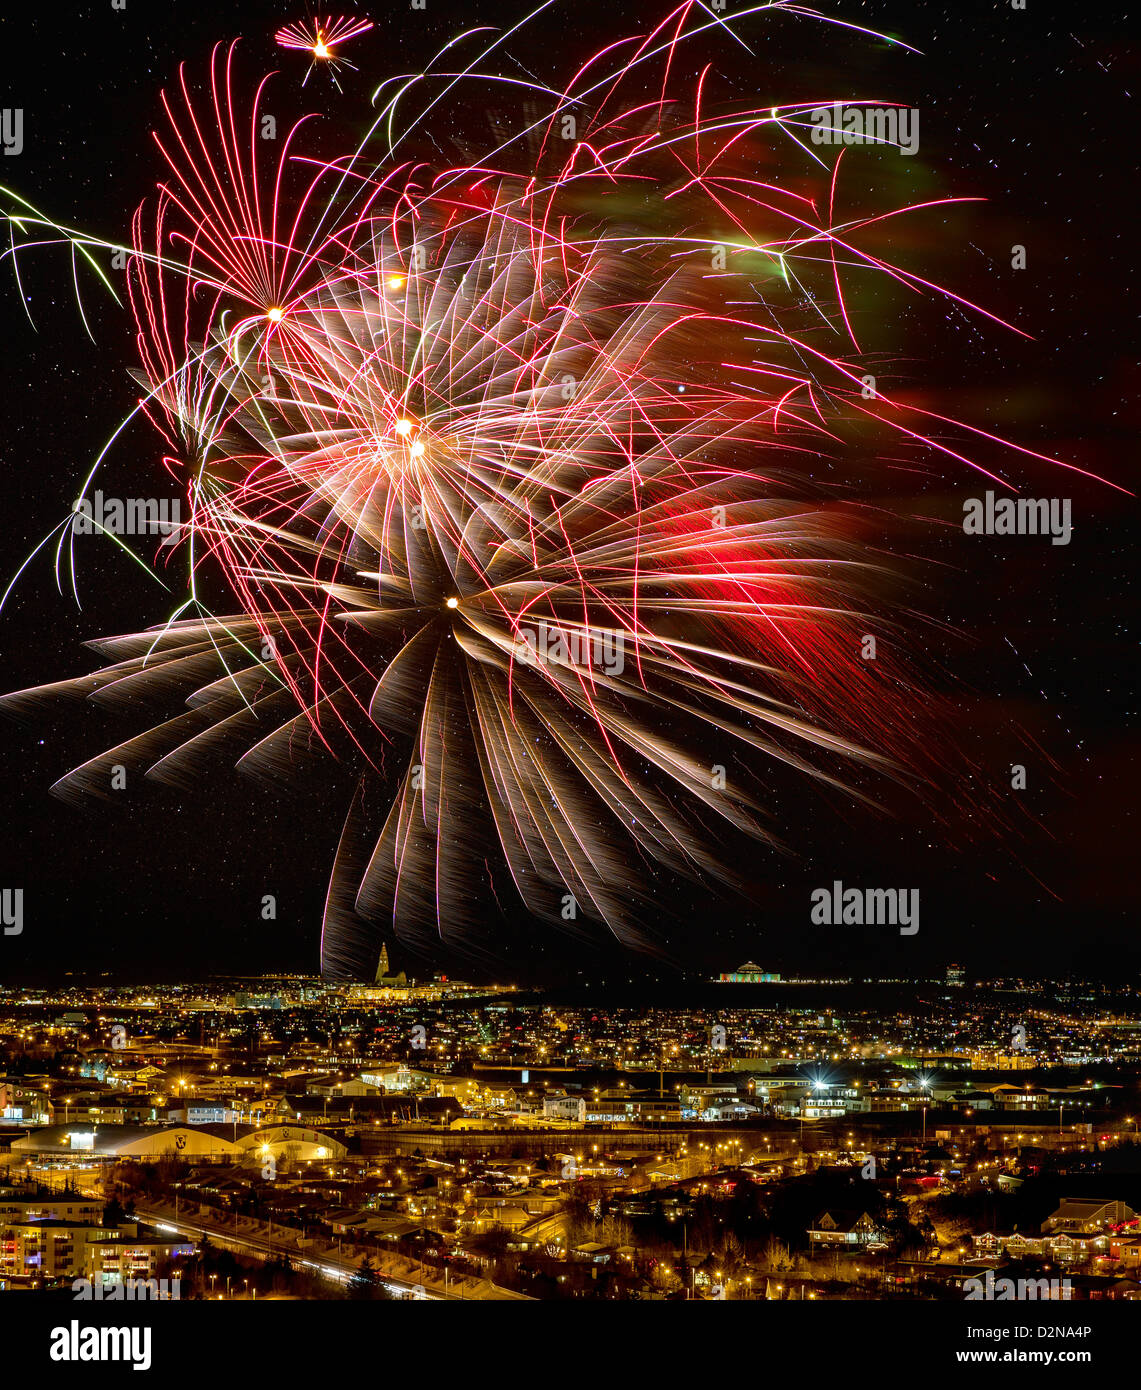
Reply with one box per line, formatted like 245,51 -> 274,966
350,1256 -> 380,1299
156,1153 -> 187,1191
473,1223 -> 511,1260
716,1230 -> 745,1274
189,1234 -> 213,1299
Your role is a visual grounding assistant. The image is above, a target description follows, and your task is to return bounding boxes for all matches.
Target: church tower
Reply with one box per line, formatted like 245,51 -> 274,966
374,944 -> 391,983
373,944 -> 407,988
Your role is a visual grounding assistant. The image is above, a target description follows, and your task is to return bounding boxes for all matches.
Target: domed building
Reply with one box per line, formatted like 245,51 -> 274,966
717,962 -> 781,983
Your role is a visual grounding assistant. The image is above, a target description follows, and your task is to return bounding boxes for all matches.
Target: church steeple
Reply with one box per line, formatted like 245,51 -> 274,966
374,944 -> 390,983
372,942 -> 407,988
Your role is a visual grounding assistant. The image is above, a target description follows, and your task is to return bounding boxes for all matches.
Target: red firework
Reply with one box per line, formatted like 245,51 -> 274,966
2,4 -> 1120,976
274,15 -> 373,88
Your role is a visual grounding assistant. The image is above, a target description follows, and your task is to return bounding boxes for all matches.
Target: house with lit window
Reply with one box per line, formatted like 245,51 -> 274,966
808,1209 -> 882,1249
801,1085 -> 868,1119
0,1191 -> 103,1226
1042,1199 -> 1135,1236
0,1222 -> 118,1284
0,1079 -> 51,1125
86,1228 -> 195,1284
0,1216 -> 192,1288
1106,1234 -> 1141,1270
700,1099 -> 763,1122
543,1095 -> 587,1122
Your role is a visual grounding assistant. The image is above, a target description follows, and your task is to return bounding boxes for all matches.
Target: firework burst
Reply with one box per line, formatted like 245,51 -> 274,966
275,15 -> 373,90
1,2 -> 1111,976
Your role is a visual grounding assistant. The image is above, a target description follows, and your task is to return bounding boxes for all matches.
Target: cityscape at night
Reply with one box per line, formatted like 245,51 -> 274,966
3,965 -> 1141,1306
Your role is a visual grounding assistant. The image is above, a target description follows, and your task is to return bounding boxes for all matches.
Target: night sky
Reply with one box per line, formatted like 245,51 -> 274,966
0,0 -> 1134,985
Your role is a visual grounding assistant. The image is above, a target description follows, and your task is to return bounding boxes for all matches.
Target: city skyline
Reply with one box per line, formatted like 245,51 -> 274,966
3,967 -> 1141,1309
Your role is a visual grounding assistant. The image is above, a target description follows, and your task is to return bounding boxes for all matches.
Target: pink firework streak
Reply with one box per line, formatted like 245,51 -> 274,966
275,15 -> 373,88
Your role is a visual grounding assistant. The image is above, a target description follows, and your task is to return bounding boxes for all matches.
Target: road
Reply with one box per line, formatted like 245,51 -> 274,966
134,1203 -> 531,1300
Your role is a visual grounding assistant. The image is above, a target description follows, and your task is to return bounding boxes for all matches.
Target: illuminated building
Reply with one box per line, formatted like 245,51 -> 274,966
717,963 -> 781,984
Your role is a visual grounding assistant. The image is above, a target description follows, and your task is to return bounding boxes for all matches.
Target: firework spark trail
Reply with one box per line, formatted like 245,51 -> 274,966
0,2 -> 1112,974
275,15 -> 374,90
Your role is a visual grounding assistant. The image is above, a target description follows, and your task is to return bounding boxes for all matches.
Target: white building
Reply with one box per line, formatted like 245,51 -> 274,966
10,1125 -> 243,1161
543,1096 -> 587,1122
235,1125 -> 347,1163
